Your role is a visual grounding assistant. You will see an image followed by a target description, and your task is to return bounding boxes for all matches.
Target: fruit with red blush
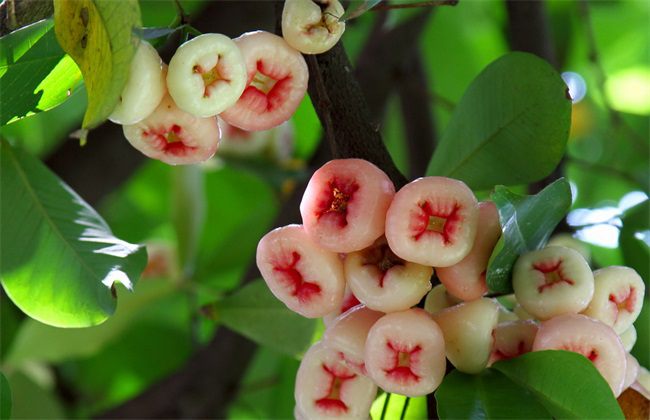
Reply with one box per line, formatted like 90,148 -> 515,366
282,0 -> 345,54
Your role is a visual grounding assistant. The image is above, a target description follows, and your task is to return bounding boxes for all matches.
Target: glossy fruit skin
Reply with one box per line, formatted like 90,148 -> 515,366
437,201 -> 501,300
364,308 -> 446,397
532,314 -> 627,397
282,0 -> 346,54
385,176 -> 479,267
295,341 -> 377,419
513,246 -> 594,320
256,224 -> 345,318
167,33 -> 247,117
220,31 -> 309,131
109,40 -> 167,125
344,237 -> 432,313
300,159 -> 396,253
122,94 -> 220,165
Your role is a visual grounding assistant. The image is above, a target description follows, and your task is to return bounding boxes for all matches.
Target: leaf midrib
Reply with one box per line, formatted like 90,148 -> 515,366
443,95 -> 548,178
5,143 -> 103,285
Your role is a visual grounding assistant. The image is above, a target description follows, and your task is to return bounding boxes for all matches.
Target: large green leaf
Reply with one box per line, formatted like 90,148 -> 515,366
53,0 -> 141,129
619,199 -> 649,284
486,179 -> 572,293
0,19 -> 82,125
5,280 -> 174,365
216,279 -> 317,356
0,140 -> 147,327
0,372 -> 10,420
491,351 -> 624,419
435,369 -> 550,419
426,52 -> 571,190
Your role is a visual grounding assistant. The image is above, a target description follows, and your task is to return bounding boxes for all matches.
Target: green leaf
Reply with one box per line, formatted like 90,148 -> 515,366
5,370 -> 65,419
53,0 -> 141,129
370,394 -> 427,420
426,52 -> 571,190
486,179 -> 572,293
491,351 -> 624,419
0,139 -> 147,327
0,372 -> 11,420
5,280 -> 174,365
0,19 -> 83,125
435,369 -> 551,419
217,279 -> 317,356
340,0 -> 382,21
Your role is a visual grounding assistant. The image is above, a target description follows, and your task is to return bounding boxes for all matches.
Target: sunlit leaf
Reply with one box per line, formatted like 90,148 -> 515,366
0,139 -> 147,327
492,351 -> 624,419
53,0 -> 141,128
435,369 -> 550,419
0,19 -> 82,125
216,279 -> 317,356
427,52 -> 571,190
486,179 -> 572,293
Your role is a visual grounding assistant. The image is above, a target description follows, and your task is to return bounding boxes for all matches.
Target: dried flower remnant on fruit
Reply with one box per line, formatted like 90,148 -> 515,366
282,0 -> 346,54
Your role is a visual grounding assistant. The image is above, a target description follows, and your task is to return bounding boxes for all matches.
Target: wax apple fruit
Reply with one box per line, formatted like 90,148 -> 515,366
167,33 -> 247,117
282,0 -> 345,54
256,224 -> 345,318
122,95 -> 220,165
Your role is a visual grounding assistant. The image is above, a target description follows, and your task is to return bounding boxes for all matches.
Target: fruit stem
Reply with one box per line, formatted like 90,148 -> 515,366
380,392 -> 392,420
370,0 -> 459,12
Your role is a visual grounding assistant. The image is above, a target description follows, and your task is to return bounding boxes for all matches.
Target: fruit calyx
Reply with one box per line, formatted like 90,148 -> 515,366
415,200 -> 461,245
533,259 -> 575,292
315,363 -> 356,414
143,124 -> 198,156
385,342 -> 421,384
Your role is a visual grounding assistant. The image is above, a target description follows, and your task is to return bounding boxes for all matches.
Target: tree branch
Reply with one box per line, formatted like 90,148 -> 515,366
505,0 -> 557,68
0,0 -> 53,36
371,0 -> 458,11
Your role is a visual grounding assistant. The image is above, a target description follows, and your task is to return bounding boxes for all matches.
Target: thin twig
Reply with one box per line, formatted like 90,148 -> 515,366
380,393 -> 392,420
371,0 -> 458,11
400,397 -> 411,420
172,0 -> 192,25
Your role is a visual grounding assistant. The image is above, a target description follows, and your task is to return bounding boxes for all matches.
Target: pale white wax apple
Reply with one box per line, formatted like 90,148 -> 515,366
385,176 -> 479,267
122,94 -> 220,165
109,40 -> 166,125
344,236 -> 432,313
364,308 -> 446,397
295,341 -> 377,419
432,297 -> 500,374
532,314 -> 627,397
256,224 -> 345,318
513,246 -> 594,320
167,33 -> 247,117
582,266 -> 645,334
282,0 -> 345,54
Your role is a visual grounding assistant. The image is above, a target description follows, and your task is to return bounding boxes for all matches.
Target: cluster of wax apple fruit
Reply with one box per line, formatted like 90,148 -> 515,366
108,0 -> 345,166
255,158 -> 648,419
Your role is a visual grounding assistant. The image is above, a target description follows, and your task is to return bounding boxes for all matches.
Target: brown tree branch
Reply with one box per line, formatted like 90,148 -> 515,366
505,0 -> 557,68
0,0 -> 53,36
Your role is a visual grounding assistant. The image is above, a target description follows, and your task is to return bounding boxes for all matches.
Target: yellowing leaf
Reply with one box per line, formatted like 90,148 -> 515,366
53,0 -> 141,129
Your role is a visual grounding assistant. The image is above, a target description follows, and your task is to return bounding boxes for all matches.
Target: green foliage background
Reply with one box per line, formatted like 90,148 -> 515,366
0,0 -> 648,418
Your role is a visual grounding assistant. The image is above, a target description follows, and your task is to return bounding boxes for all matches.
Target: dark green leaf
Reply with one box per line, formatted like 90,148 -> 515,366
217,279 -> 317,356
0,140 -> 147,327
0,19 -> 82,125
340,0 -> 382,21
53,0 -> 142,128
0,372 -> 11,420
171,166 -> 206,277
492,351 -> 624,419
631,297 -> 649,368
486,179 -> 572,293
427,52 -> 571,190
4,370 -> 65,419
435,369 -> 550,419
